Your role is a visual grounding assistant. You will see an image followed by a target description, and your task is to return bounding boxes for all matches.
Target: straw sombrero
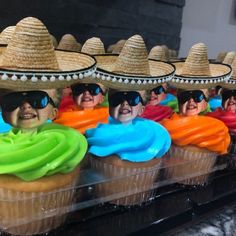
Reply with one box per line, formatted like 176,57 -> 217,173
216,51 -> 227,62
148,45 -> 167,61
223,51 -> 236,66
50,34 -> 58,48
222,55 -> 236,89
0,26 -> 15,45
92,35 -> 175,91
0,17 -> 96,91
81,37 -> 105,55
107,44 -> 115,53
112,39 -> 126,54
169,43 -> 232,89
57,34 -> 81,52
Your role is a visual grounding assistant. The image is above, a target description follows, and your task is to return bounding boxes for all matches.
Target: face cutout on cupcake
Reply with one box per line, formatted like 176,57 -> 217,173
222,89 -> 236,112
109,90 -> 145,123
1,89 -> 58,130
149,84 -> 167,106
178,90 -> 207,116
71,83 -> 105,110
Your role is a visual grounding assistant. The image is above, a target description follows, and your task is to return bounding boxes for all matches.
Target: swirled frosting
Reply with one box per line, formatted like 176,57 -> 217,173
208,95 -> 222,111
86,117 -> 171,162
55,105 -> 109,134
207,108 -> 236,134
141,104 -> 172,122
0,112 -> 11,133
0,123 -> 87,181
160,93 -> 177,106
161,113 -> 230,154
58,96 -> 74,112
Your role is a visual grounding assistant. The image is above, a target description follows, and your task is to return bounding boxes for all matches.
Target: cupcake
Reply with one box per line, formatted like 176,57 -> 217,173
208,54 -> 236,167
86,35 -> 175,206
164,43 -> 232,186
55,37 -> 109,134
0,17 -> 96,235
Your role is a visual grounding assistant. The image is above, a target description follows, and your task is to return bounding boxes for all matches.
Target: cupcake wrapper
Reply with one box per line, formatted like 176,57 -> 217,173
0,179 -> 77,235
91,157 -> 162,206
163,145 -> 217,186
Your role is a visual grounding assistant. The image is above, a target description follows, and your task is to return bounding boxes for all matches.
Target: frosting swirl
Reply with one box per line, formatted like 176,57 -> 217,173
0,123 -> 87,181
208,95 -> 222,111
86,117 -> 171,162
55,106 -> 109,134
161,113 -> 230,154
207,108 -> 236,134
0,112 -> 11,133
141,104 -> 172,122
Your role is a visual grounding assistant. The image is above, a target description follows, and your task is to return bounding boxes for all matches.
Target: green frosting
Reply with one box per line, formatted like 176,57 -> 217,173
0,123 -> 87,181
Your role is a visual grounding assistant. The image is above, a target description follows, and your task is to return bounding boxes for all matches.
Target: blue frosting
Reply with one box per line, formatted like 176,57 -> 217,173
160,93 -> 177,106
209,95 -> 222,111
86,117 -> 171,162
0,112 -> 11,133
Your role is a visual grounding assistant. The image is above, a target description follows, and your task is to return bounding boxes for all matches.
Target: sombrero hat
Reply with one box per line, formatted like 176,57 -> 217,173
169,43 -> 232,89
112,39 -> 126,54
222,51 -> 236,66
0,26 -> 15,45
92,35 -> 175,91
0,17 -> 96,91
81,37 -> 105,55
222,54 -> 236,89
57,34 -> 81,52
148,45 -> 167,61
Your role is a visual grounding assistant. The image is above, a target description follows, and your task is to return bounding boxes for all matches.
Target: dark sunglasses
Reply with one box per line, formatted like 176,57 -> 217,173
0,91 -> 55,112
151,85 -> 166,95
222,90 -> 236,101
71,83 -> 104,97
178,90 -> 206,105
109,91 -> 144,107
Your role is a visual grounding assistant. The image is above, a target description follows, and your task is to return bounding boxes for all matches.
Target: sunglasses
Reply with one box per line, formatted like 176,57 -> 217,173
109,91 -> 144,107
0,91 -> 55,112
178,90 -> 206,105
222,90 -> 236,101
151,85 -> 166,95
71,83 -> 104,97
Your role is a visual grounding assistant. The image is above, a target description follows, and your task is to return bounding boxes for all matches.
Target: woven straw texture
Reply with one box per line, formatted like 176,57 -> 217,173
107,44 -> 115,53
148,45 -> 167,61
216,51 -> 227,62
81,37 -> 105,55
112,39 -> 126,54
57,34 -> 81,52
50,34 -> 58,48
223,51 -> 236,65
221,56 -> 236,89
170,43 -> 232,89
0,26 -> 15,45
0,17 -> 96,90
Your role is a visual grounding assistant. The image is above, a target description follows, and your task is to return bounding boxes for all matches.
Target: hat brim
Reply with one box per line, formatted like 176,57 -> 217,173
0,48 -> 96,90
169,61 -> 232,89
93,54 -> 175,90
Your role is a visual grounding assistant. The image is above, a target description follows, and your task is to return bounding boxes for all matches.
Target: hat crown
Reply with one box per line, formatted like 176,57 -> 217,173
57,34 -> 81,52
112,39 -> 126,54
0,17 -> 59,70
223,51 -> 235,65
81,37 -> 105,55
113,35 -> 150,76
181,43 -> 211,76
0,26 -> 15,44
148,45 -> 166,61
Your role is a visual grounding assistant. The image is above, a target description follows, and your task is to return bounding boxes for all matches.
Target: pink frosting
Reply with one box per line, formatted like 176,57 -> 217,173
141,104 -> 173,122
207,108 -> 236,134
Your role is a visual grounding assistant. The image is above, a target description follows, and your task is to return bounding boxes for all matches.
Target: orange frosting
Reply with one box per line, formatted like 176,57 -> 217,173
54,105 -> 109,134
161,113 -> 230,154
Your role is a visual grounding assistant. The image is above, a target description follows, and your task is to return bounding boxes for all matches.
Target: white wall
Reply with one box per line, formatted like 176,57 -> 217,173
179,0 -> 236,59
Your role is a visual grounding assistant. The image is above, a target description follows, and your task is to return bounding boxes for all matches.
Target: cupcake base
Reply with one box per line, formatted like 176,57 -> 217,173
163,145 -> 217,186
0,168 -> 79,236
91,155 -> 162,206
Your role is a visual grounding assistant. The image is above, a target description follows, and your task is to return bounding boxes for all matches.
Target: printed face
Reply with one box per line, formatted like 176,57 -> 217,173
149,85 -> 166,106
222,90 -> 236,112
109,90 -> 145,123
1,90 -> 58,129
72,83 -> 104,110
178,90 -> 207,116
